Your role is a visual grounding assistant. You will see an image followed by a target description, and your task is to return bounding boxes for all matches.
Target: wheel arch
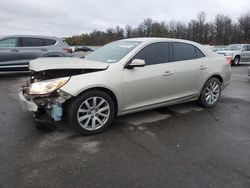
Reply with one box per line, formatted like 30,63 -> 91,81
234,54 -> 241,59
208,74 -> 223,84
198,75 -> 222,107
199,74 -> 223,95
42,52 -> 65,57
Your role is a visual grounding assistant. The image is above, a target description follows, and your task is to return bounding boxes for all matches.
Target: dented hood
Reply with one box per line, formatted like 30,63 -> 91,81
29,57 -> 109,72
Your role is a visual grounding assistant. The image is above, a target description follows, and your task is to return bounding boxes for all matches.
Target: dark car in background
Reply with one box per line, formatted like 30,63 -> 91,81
0,35 -> 72,71
75,46 -> 93,52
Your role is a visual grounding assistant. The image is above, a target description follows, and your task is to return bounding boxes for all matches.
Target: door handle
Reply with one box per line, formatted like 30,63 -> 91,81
41,49 -> 48,52
163,71 -> 173,76
199,65 -> 207,70
11,49 -> 19,52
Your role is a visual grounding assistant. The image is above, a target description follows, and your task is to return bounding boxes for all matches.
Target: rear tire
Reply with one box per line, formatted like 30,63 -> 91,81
199,78 -> 221,107
68,90 -> 115,135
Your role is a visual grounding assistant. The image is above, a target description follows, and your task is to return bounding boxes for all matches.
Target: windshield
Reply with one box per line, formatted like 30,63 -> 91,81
85,41 -> 141,63
225,44 -> 242,51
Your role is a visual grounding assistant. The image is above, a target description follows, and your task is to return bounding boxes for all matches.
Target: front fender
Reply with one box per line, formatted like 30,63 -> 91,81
60,68 -> 124,111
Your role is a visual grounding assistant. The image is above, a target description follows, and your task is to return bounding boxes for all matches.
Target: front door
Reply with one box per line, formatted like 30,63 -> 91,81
241,45 -> 250,62
122,42 -> 175,112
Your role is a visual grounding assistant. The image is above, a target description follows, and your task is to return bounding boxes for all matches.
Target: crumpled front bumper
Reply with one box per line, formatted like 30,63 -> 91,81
18,90 -> 38,112
18,87 -> 72,121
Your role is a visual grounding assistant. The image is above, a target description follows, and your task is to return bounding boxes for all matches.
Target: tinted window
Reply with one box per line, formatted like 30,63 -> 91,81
0,38 -> 17,47
243,45 -> 247,51
248,45 -> 250,51
196,48 -> 205,58
173,42 -> 197,61
44,39 -> 57,46
132,42 -> 170,65
22,37 -> 44,47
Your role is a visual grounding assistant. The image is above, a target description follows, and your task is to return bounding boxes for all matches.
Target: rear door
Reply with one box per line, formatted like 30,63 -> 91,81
0,37 -> 21,68
18,37 -> 49,63
171,42 -> 208,99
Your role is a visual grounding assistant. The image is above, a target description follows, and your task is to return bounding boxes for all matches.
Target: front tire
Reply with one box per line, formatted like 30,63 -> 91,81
232,56 -> 240,66
199,78 -> 221,107
68,90 -> 115,135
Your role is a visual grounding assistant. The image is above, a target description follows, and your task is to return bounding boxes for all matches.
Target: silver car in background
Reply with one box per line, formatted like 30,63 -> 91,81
0,35 -> 72,71
217,44 -> 250,65
19,38 -> 231,135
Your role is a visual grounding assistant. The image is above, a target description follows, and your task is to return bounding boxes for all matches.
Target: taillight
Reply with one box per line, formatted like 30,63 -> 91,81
63,48 -> 72,54
226,57 -> 232,65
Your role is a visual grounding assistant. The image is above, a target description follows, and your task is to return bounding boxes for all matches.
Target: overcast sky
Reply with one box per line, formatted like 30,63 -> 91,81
0,0 -> 249,37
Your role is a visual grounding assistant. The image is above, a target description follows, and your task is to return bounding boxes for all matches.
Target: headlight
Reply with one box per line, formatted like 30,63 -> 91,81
28,77 -> 70,95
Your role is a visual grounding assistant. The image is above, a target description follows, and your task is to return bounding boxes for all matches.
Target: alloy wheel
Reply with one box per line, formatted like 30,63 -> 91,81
205,82 -> 220,105
77,97 -> 110,131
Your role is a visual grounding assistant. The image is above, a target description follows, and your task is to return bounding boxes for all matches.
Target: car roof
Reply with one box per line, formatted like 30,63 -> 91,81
120,37 -> 205,47
0,35 -> 60,40
121,37 -> 196,43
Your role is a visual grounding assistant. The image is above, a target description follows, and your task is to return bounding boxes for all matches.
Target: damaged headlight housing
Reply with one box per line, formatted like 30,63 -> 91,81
28,77 -> 70,95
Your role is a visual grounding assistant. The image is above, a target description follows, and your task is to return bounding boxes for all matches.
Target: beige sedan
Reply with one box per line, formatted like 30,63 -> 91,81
19,38 -> 231,135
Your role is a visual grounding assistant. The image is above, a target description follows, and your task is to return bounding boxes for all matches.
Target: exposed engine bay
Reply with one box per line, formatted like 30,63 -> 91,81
29,69 -> 101,80
19,68 -> 104,122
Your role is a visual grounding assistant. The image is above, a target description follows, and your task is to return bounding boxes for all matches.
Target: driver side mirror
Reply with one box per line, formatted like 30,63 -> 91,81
127,59 -> 145,69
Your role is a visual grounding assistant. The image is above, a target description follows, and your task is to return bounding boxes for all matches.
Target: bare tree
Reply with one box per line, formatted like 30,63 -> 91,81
187,20 -> 199,42
150,21 -> 169,37
197,12 -> 209,43
65,11 -> 250,46
238,12 -> 250,42
214,14 -> 233,44
125,25 -> 133,38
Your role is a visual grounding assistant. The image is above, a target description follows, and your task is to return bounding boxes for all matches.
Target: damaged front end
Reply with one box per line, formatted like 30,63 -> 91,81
18,58 -> 109,123
18,70 -> 76,122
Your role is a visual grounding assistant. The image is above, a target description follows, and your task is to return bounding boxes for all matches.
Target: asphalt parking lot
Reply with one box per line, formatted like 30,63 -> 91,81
0,64 -> 250,187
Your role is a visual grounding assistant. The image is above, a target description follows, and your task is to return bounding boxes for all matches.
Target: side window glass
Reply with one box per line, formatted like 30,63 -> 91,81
196,48 -> 205,58
44,39 -> 57,46
22,38 -> 44,47
243,45 -> 247,51
0,38 -> 17,47
247,45 -> 250,51
132,42 -> 170,65
173,42 -> 197,61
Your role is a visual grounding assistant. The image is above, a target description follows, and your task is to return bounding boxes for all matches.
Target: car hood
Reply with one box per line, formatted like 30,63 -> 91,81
217,50 -> 238,54
29,57 -> 109,72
